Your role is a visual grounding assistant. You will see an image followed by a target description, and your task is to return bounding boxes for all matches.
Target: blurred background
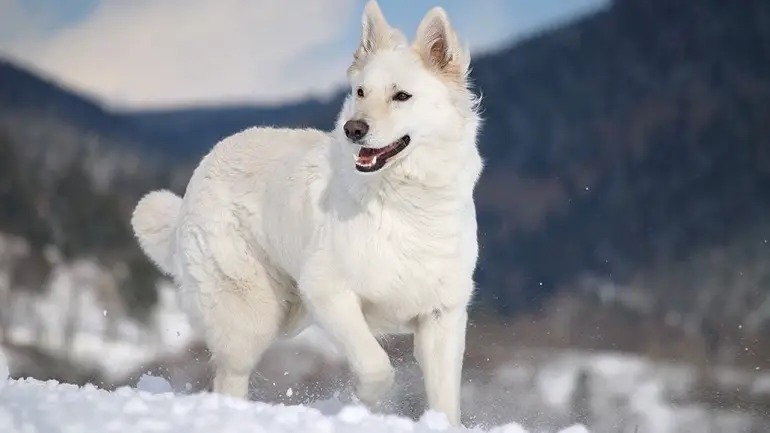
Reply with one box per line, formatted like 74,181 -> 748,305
1,0 -> 769,432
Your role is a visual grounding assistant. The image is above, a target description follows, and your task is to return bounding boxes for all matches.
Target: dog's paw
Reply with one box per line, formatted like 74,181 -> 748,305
355,364 -> 395,406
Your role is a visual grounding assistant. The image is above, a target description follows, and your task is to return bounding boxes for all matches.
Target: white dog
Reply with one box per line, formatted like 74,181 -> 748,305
131,1 -> 482,425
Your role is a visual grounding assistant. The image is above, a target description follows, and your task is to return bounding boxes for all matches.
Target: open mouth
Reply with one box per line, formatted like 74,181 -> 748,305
354,135 -> 411,172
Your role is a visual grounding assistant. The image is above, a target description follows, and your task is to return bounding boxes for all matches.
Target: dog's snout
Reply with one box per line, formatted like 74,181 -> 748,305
343,120 -> 369,142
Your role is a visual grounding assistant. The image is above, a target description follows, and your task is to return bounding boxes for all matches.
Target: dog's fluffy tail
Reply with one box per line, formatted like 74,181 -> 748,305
131,190 -> 182,277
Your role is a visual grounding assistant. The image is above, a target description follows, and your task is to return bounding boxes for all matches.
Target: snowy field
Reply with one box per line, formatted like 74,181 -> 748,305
1,243 -> 770,433
0,352 -> 589,433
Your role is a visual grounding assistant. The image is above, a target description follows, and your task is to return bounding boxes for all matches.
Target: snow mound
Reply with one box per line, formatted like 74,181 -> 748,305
0,374 -> 588,433
136,373 -> 174,394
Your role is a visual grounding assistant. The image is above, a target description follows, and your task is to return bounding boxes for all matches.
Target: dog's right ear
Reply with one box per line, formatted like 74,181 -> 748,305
352,1 -> 405,69
357,1 -> 390,58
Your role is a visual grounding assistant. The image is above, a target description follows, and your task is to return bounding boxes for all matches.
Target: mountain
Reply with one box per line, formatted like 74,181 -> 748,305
1,0 -> 770,334
0,61 -> 193,317
125,97 -> 346,158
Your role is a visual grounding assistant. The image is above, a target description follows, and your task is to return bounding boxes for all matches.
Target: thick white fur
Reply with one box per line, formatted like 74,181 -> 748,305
130,1 -> 482,426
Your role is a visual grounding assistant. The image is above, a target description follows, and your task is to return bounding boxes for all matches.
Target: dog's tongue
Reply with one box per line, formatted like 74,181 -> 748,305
356,147 -> 378,165
359,148 -> 377,158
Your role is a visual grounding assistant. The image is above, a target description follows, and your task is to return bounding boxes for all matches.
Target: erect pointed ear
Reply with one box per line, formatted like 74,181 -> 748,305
355,1 -> 393,60
412,7 -> 470,78
350,1 -> 407,74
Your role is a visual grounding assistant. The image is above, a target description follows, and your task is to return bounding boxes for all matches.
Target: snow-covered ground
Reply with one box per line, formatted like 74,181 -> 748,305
1,245 -> 770,433
0,352 -> 588,433
2,271 -> 198,382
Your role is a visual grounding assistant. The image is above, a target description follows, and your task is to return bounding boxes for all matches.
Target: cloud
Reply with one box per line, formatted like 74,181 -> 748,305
451,0 -> 512,54
0,0 -> 51,44
2,0 -> 360,109
0,0 -> 608,109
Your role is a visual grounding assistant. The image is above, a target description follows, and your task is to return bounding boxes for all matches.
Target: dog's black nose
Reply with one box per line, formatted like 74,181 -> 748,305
343,119 -> 369,142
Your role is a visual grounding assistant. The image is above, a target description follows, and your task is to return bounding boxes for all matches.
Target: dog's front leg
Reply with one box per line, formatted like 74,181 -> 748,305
299,268 -> 394,406
414,305 -> 468,426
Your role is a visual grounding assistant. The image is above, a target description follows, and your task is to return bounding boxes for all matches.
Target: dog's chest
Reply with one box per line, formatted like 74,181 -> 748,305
331,203 -> 472,322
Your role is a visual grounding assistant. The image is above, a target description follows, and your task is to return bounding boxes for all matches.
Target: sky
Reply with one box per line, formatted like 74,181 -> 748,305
0,0 -> 609,109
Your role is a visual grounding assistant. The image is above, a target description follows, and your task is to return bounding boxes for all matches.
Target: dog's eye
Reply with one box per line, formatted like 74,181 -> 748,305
393,91 -> 412,102
356,88 -> 365,98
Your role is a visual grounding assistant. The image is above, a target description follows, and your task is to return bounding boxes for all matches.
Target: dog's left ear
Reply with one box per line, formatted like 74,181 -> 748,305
413,7 -> 470,79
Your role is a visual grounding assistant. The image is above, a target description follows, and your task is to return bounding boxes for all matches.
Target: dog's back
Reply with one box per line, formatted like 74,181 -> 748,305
132,126 -> 329,277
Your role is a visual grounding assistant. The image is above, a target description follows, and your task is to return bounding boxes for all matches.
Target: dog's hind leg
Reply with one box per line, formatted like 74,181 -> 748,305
188,249 -> 290,400
177,200 -> 293,399
204,283 -> 285,398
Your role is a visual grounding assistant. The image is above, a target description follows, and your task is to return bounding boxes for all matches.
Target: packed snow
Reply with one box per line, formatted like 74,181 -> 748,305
0,352 -> 588,433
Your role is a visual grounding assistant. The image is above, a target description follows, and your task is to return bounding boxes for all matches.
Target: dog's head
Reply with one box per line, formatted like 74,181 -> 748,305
336,1 -> 479,177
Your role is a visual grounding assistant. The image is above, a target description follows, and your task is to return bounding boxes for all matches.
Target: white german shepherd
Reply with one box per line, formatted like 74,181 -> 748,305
131,1 -> 482,425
